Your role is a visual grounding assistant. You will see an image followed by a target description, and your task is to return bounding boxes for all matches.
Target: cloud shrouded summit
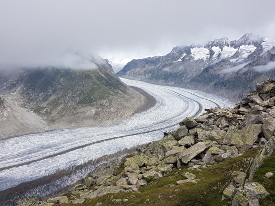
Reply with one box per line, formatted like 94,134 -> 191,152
1,0 -> 275,69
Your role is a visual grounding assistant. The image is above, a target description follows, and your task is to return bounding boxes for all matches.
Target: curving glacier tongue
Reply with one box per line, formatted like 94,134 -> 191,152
0,78 -> 232,204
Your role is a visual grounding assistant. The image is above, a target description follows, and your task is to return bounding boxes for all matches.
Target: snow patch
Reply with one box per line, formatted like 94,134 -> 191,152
230,45 -> 256,63
176,53 -> 186,62
261,38 -> 274,55
191,48 -> 210,61
239,45 -> 256,58
220,46 -> 237,59
211,46 -> 221,60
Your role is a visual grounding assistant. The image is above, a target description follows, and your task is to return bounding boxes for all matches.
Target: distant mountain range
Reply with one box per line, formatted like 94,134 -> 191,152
118,33 -> 275,101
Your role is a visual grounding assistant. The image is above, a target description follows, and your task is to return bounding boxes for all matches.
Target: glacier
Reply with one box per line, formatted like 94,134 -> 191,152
0,78 -> 232,203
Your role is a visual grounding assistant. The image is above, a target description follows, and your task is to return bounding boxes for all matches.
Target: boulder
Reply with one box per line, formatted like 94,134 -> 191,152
143,142 -> 167,160
166,148 -> 182,157
183,172 -> 196,180
156,164 -> 174,173
265,172 -> 274,178
222,183 -> 236,200
195,114 -> 209,123
83,177 -> 96,187
233,172 -> 246,186
124,154 -> 159,170
176,179 -> 198,184
143,170 -> 163,180
137,179 -> 147,186
48,196 -> 69,204
161,140 -> 179,150
180,142 -> 210,164
232,182 -> 269,206
224,124 -> 262,150
127,173 -> 139,185
163,156 -> 177,164
72,184 -> 88,191
208,146 -> 225,155
180,117 -> 198,129
71,198 -> 85,204
262,117 -> 275,140
174,125 -> 189,140
248,137 -> 275,181
116,178 -> 128,186
178,135 -> 195,147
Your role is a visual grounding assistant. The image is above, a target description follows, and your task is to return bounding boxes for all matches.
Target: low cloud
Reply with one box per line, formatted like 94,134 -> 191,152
253,61 -> 275,72
61,52 -> 106,70
1,0 -> 275,70
220,63 -> 249,74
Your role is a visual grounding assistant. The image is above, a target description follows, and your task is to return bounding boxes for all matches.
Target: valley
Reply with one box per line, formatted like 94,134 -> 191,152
0,78 -> 230,205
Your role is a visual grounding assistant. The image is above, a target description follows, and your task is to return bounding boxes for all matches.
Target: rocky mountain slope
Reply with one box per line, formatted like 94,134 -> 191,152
118,34 -> 275,101
0,59 -> 148,138
21,78 -> 275,206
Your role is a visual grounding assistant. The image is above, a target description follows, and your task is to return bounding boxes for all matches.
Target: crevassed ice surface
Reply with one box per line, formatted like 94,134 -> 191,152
0,78 -> 232,191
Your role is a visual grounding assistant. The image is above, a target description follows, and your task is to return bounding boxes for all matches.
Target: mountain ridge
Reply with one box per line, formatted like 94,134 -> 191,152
118,34 -> 275,101
0,60 -> 151,138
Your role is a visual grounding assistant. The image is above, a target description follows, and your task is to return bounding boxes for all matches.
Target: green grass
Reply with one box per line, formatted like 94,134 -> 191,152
254,151 -> 275,205
59,148 -> 261,206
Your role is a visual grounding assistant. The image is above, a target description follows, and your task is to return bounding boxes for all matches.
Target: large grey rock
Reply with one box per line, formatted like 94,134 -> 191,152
137,179 -> 147,186
163,156 -> 177,164
143,142 -> 167,160
71,198 -> 85,204
223,183 -> 236,200
143,170 -> 163,180
174,125 -> 189,140
156,164 -> 174,173
224,124 -> 262,150
262,117 -> 275,140
180,117 -> 198,129
183,172 -> 196,180
179,142 -> 210,164
233,172 -> 247,186
116,177 -> 128,186
127,173 -> 139,185
248,137 -> 275,181
265,172 -> 274,178
124,154 -> 159,170
232,182 -> 269,206
48,196 -> 69,204
178,135 -> 195,146
176,179 -> 199,184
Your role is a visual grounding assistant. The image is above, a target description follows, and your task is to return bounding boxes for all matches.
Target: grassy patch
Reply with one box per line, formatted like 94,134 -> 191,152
254,151 -> 275,205
59,148 -> 260,206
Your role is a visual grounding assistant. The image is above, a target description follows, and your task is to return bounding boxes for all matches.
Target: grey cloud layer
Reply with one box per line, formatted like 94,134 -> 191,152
1,0 -> 275,68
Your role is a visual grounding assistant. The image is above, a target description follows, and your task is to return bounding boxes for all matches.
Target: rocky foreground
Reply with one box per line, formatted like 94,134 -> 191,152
17,79 -> 275,206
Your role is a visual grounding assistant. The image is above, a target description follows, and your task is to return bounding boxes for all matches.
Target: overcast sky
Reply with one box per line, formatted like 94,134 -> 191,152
1,0 -> 275,70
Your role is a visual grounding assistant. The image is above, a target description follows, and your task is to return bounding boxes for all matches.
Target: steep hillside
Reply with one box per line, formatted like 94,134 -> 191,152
118,34 -> 275,101
0,60 -> 149,138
